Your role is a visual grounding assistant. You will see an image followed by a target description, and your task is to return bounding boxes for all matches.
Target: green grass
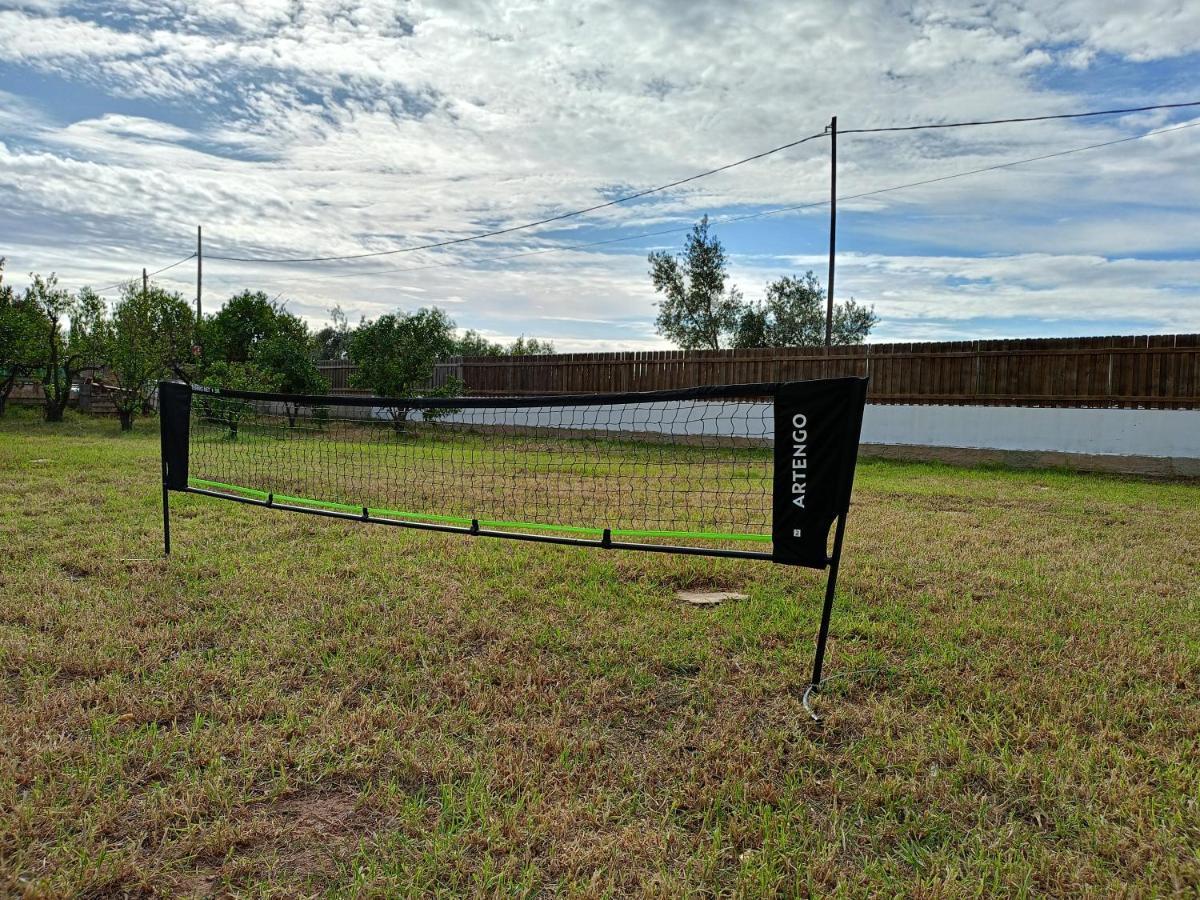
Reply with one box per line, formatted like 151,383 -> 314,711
1,409 -> 1198,896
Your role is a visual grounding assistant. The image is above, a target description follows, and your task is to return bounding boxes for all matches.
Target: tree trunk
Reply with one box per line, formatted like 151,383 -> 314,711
118,409 -> 133,431
43,324 -> 62,422
43,380 -> 69,422
0,372 -> 14,418
390,407 -> 410,434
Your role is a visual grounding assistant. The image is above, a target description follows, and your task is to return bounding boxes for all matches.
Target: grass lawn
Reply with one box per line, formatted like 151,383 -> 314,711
1,410 -> 1198,896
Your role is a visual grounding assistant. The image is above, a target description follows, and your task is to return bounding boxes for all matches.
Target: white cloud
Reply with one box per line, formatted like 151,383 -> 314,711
0,0 -> 1197,344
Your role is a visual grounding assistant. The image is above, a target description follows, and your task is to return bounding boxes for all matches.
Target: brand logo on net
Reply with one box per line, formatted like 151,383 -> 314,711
791,413 -> 808,509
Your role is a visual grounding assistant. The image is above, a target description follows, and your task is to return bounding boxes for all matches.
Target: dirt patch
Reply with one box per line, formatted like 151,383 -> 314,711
172,868 -> 221,899
267,789 -> 362,834
166,785 -> 378,897
60,562 -> 95,580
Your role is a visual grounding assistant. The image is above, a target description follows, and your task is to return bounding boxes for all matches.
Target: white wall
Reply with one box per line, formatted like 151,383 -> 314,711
424,401 -> 772,440
409,401 -> 1199,463
862,404 -> 1200,460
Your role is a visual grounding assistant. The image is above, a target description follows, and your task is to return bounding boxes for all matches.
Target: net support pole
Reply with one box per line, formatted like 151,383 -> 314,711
161,462 -> 171,557
804,512 -> 847,721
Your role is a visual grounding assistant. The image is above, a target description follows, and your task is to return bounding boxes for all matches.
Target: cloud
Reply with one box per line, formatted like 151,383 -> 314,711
0,0 -> 1197,345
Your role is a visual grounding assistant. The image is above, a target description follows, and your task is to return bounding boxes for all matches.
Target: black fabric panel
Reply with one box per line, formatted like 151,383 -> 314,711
158,380 -> 191,490
190,381 -> 788,409
771,377 -> 869,568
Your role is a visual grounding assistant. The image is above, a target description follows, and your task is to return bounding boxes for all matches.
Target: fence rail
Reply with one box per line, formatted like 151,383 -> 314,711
319,334 -> 1200,409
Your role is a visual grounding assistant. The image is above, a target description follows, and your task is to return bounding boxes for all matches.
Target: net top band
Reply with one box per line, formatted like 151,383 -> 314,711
180,377 -> 867,409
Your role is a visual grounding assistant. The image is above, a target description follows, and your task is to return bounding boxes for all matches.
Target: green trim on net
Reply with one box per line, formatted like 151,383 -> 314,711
187,477 -> 771,543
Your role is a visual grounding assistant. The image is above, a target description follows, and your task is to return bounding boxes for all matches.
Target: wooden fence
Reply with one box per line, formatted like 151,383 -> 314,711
318,335 -> 1200,409
315,362 -> 365,395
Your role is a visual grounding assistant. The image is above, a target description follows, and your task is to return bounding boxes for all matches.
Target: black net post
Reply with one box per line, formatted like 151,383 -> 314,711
770,377 -> 869,722
158,381 -> 192,557
809,512 -> 847,691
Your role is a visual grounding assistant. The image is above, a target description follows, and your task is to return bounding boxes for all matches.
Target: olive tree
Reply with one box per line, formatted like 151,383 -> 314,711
194,290 -> 327,429
349,308 -> 462,431
649,220 -> 878,350
23,275 -> 108,422
732,272 -> 877,348
648,216 -> 742,351
0,261 -> 47,417
109,281 -> 195,430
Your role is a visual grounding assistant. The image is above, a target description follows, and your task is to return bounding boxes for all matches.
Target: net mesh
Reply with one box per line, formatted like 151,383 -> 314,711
187,392 -> 775,543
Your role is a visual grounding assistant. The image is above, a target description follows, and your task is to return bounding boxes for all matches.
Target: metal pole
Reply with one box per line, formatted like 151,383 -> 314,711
161,465 -> 171,557
825,115 -> 837,348
195,225 -> 202,320
809,512 -> 848,695
142,267 -> 148,297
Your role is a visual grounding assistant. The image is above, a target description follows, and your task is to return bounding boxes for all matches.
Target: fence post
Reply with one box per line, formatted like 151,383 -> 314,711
974,340 -> 981,401
1107,350 -> 1114,406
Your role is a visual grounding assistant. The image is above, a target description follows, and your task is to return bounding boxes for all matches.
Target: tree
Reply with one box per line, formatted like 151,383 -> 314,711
454,329 -> 505,357
196,361 -> 278,440
108,280 -> 195,430
507,335 -> 555,356
649,221 -> 879,350
731,272 -> 877,348
197,290 -> 284,367
831,297 -> 879,346
648,216 -> 743,350
0,260 -> 47,417
192,290 -> 328,426
349,308 -> 462,431
23,275 -> 108,422
314,305 -> 354,362
454,330 -> 556,357
251,329 -> 328,427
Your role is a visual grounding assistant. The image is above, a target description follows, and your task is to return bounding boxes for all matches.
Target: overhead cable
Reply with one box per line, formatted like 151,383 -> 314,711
94,251 -> 196,293
206,133 -> 831,263
841,100 -> 1200,135
306,119 -> 1200,280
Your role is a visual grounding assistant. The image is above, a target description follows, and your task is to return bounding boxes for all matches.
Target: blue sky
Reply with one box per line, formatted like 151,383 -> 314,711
1,0 -> 1198,350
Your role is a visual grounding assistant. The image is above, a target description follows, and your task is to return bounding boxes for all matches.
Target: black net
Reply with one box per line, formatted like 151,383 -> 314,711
186,388 -> 776,546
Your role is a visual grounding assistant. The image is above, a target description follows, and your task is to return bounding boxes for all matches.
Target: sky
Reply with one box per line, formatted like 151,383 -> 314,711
0,0 -> 1198,352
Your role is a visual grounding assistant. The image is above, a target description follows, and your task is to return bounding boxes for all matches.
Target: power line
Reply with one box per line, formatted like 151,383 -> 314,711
305,119 -> 1200,281
317,226 -> 692,280
94,251 -> 196,294
841,99 -> 1200,135
95,99 -> 1200,275
206,131 -> 831,264
205,98 -> 1198,267
779,119 -> 1200,210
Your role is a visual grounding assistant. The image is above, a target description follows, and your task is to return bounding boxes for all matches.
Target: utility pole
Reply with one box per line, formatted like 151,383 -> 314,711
825,115 -> 837,348
142,267 -> 148,297
195,225 -> 203,320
